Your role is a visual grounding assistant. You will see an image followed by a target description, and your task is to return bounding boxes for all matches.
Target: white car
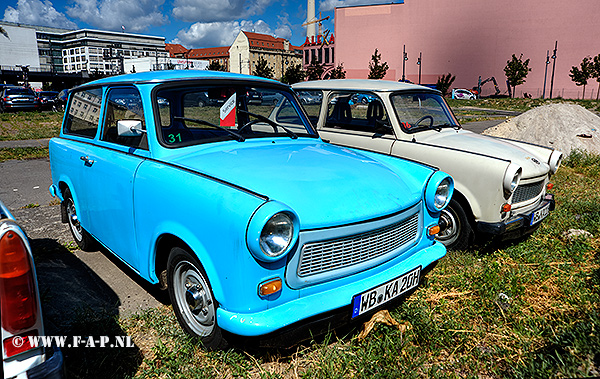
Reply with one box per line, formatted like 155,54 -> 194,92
452,88 -> 476,100
293,80 -> 562,249
1,200 -> 65,378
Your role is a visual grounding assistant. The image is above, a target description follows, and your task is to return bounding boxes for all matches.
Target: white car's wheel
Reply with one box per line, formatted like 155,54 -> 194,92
437,199 -> 473,250
167,247 -> 226,350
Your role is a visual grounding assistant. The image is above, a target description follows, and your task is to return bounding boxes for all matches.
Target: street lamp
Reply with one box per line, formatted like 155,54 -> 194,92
549,41 -> 557,99
417,52 -> 422,85
542,50 -> 550,99
402,45 -> 408,82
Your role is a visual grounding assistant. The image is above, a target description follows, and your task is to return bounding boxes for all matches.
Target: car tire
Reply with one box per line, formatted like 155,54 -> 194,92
167,247 -> 226,350
63,188 -> 96,251
437,199 -> 474,250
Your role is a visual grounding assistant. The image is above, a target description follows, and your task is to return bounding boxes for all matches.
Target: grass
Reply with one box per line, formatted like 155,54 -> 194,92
0,147 -> 49,161
53,150 -> 599,379
446,97 -> 600,113
0,111 -> 63,141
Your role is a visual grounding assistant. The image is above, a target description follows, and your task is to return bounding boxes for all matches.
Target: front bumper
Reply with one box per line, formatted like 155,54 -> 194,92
476,194 -> 555,238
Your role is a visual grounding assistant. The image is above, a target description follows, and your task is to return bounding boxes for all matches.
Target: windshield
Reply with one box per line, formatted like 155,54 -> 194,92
390,92 -> 459,133
155,84 -> 316,147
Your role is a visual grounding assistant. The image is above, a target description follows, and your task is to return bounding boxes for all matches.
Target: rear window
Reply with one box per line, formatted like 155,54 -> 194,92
6,88 -> 34,96
63,88 -> 103,138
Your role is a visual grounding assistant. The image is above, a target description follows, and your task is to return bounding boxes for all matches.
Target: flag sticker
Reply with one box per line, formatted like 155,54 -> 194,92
220,93 -> 236,127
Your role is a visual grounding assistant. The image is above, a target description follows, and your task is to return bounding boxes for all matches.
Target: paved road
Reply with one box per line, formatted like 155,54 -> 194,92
1,159 -> 163,334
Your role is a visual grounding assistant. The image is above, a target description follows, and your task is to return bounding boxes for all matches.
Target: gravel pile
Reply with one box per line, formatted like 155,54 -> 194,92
482,103 -> 600,156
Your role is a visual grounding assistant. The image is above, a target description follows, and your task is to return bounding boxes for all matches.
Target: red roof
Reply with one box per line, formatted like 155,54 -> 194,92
243,31 -> 288,50
188,46 -> 230,59
165,43 -> 188,57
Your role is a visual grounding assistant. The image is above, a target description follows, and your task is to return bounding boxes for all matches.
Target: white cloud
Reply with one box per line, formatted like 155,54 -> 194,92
66,0 -> 168,32
172,19 -> 275,48
171,0 -> 274,23
319,0 -> 391,12
273,12 -> 292,40
3,0 -> 78,29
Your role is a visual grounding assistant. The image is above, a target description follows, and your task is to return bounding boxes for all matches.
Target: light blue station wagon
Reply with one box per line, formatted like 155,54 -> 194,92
48,70 -> 453,349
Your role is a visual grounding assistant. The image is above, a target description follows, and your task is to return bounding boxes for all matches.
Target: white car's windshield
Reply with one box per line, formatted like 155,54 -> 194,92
155,84 -> 316,147
390,92 -> 459,133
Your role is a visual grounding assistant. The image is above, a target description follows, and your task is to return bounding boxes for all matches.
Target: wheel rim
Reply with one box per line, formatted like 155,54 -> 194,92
173,260 -> 215,337
66,198 -> 83,241
437,207 -> 460,246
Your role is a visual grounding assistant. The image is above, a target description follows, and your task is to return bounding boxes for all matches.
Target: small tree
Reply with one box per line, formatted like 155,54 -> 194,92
281,63 -> 305,84
253,57 -> 274,79
591,54 -> 600,100
436,73 -> 456,97
368,48 -> 389,79
306,58 -> 324,81
504,54 -> 531,98
569,56 -> 593,99
207,60 -> 226,72
329,64 -> 346,79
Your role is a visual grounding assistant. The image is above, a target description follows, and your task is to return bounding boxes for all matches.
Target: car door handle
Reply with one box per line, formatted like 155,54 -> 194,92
80,155 -> 95,166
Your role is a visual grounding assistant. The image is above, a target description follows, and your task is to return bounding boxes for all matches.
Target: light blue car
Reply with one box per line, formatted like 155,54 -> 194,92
48,70 -> 453,349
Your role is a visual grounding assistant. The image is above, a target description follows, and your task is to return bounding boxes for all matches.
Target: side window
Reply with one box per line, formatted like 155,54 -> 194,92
102,87 -> 147,149
297,90 -> 322,126
64,88 -> 102,138
325,92 -> 392,135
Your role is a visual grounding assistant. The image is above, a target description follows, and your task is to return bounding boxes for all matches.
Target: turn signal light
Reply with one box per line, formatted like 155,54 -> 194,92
258,278 -> 282,297
547,183 -> 554,190
501,203 -> 512,213
428,225 -> 441,236
3,331 -> 38,358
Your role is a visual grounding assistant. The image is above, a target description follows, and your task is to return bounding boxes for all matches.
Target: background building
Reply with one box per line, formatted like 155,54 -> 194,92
334,1 -> 600,98
229,31 -> 302,78
123,57 -> 209,73
188,46 -> 230,71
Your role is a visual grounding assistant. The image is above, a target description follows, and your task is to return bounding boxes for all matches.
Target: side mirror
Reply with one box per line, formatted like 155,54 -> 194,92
117,120 -> 146,137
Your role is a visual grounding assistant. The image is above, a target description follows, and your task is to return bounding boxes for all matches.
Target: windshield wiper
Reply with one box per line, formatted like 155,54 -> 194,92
173,116 -> 245,142
238,109 -> 298,139
432,123 -> 461,131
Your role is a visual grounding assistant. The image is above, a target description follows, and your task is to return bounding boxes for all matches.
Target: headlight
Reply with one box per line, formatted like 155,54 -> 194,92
425,171 -> 454,212
503,163 -> 522,196
260,213 -> 294,257
548,150 -> 563,174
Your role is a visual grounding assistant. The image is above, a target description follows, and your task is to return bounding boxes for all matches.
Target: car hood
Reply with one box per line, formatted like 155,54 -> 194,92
168,139 -> 428,229
414,129 -> 550,177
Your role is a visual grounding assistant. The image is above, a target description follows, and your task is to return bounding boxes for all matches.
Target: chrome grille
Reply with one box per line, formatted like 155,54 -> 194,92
513,180 -> 545,203
298,213 -> 419,277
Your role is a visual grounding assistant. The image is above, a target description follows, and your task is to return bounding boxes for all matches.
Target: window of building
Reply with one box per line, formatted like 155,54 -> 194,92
324,48 -> 329,64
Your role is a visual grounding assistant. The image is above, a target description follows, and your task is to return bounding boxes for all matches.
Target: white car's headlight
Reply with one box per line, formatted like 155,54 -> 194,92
503,163 -> 522,197
548,150 -> 563,174
247,202 -> 299,262
260,213 -> 294,257
425,171 -> 454,212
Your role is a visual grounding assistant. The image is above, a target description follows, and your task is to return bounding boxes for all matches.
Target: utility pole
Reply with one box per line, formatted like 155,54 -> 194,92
402,45 -> 408,82
542,50 -> 550,99
549,41 -> 558,99
417,52 -> 422,84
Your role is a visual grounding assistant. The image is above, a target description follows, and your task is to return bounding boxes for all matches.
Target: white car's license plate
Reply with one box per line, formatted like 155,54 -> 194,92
351,266 -> 421,318
529,202 -> 550,226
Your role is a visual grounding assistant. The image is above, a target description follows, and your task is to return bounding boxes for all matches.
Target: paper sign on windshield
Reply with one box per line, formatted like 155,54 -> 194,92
220,93 -> 236,127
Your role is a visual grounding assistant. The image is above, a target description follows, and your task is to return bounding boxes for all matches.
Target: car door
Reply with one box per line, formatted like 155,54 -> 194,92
77,86 -> 149,269
316,91 -> 396,155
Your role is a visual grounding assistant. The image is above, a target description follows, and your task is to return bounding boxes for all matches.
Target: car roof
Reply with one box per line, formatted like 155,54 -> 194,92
293,79 -> 440,94
76,70 -> 285,90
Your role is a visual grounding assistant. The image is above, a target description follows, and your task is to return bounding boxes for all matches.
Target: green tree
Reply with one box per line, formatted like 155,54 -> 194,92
329,64 -> 346,79
207,60 -> 226,71
281,63 -> 305,84
253,57 -> 274,79
589,54 -> 600,100
306,58 -> 324,81
569,56 -> 593,99
436,73 -> 456,97
504,54 -> 531,98
368,48 -> 389,79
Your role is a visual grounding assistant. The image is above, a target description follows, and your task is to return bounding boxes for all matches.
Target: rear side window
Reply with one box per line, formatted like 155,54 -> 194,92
64,88 -> 102,138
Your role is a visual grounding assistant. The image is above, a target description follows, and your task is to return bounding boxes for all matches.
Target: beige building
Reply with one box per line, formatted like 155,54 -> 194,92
229,31 -> 302,78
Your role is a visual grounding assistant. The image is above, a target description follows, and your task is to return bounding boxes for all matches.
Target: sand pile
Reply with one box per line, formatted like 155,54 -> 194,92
482,103 -> 600,156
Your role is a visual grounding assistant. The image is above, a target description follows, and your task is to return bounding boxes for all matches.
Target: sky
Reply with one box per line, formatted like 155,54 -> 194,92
1,0 -> 393,49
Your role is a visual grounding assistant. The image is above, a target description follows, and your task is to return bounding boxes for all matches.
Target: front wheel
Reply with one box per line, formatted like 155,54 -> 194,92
436,199 -> 474,250
167,247 -> 226,350
63,187 -> 96,251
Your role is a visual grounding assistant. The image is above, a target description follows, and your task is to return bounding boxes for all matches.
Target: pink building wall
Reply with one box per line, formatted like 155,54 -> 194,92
335,1 -> 600,99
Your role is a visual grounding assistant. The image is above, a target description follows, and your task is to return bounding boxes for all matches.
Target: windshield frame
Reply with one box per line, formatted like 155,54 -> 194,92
390,90 -> 460,134
152,79 -> 318,148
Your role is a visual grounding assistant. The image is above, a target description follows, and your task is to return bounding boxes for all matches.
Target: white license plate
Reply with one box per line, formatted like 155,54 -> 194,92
529,202 -> 550,226
351,266 -> 421,318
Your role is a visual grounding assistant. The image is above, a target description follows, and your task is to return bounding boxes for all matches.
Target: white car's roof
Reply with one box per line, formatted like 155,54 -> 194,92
293,79 -> 439,93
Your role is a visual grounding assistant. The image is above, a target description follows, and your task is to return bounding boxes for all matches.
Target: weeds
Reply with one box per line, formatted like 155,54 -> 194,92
0,147 -> 49,161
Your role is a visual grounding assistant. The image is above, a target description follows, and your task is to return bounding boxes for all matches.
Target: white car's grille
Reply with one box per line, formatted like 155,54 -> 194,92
513,180 -> 545,204
297,212 -> 419,277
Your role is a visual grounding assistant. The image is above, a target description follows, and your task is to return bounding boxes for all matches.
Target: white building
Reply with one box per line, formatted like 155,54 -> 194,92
123,57 -> 209,73
0,23 -> 41,70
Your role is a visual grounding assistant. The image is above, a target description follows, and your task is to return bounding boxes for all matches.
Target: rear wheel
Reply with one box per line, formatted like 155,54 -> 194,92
63,187 -> 96,251
437,199 -> 474,250
167,247 -> 226,350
